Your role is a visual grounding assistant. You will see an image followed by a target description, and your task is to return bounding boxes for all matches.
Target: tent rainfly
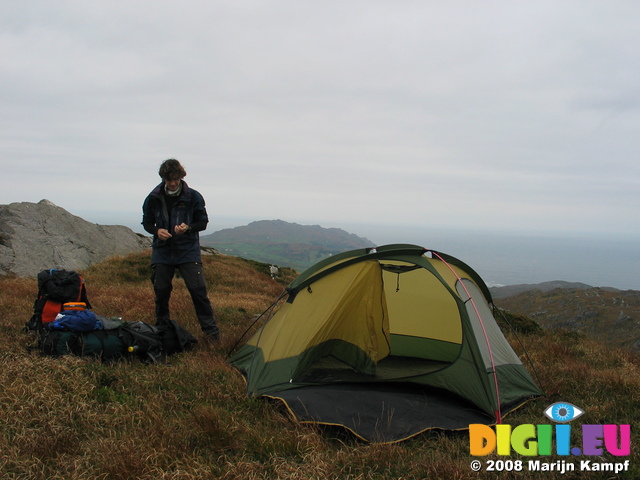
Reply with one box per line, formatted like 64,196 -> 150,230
231,244 -> 542,443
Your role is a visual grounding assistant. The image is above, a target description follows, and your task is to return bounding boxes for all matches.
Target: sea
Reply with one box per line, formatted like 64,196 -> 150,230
350,225 -> 640,291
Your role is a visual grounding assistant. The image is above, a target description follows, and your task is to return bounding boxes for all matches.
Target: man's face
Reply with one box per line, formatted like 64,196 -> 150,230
164,176 -> 181,191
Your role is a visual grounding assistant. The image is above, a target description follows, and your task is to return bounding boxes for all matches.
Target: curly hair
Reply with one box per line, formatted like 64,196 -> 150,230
159,159 -> 187,180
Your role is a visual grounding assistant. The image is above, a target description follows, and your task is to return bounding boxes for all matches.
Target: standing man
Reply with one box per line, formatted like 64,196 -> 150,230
142,159 -> 220,340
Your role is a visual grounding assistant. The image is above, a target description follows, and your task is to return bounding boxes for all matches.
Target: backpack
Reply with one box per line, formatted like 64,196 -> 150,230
118,321 -> 164,364
25,269 -> 92,331
156,319 -> 198,355
38,329 -> 125,361
38,330 -> 79,357
37,322 -> 163,363
75,330 -> 127,362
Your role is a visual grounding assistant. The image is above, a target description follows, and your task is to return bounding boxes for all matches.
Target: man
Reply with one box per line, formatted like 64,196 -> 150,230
142,159 -> 219,340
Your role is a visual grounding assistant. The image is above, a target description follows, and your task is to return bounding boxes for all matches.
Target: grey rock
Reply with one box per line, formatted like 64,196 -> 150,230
0,200 -> 151,277
617,311 -> 633,323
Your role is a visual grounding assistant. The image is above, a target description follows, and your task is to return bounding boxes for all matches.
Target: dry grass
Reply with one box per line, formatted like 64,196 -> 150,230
0,251 -> 638,479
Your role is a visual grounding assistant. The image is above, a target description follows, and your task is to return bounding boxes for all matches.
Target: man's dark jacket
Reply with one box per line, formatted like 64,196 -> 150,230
142,181 -> 209,265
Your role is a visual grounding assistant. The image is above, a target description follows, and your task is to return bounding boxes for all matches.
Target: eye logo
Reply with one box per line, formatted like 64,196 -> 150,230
544,402 -> 584,423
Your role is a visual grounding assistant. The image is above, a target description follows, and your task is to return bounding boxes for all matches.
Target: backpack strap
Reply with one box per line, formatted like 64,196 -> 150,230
77,275 -> 92,309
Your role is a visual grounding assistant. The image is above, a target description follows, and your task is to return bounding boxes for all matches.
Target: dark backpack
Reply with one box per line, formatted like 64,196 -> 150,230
37,269 -> 88,302
119,321 -> 163,364
156,319 -> 198,355
25,269 -> 92,331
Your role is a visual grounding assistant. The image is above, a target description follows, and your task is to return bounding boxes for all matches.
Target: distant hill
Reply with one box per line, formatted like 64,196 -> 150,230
490,280 -> 599,299
200,219 -> 375,272
494,285 -> 640,351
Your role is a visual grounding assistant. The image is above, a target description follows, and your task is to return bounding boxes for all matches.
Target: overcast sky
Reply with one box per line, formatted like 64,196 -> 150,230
2,1 -> 639,244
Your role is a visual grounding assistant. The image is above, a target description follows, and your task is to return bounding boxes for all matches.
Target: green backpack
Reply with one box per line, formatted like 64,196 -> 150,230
75,330 -> 127,362
38,321 -> 163,363
39,330 -> 78,356
38,329 -> 126,361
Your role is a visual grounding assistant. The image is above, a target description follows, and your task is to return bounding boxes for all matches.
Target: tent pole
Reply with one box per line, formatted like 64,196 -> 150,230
431,251 -> 503,424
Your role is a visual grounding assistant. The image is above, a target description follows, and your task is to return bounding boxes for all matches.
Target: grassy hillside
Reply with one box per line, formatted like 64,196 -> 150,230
495,287 -> 640,351
1,251 -> 638,479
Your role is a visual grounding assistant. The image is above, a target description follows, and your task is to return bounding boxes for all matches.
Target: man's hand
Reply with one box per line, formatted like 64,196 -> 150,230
174,223 -> 189,235
157,228 -> 172,240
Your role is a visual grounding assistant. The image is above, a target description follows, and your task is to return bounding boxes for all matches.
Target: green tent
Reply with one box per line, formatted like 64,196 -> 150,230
231,244 -> 542,443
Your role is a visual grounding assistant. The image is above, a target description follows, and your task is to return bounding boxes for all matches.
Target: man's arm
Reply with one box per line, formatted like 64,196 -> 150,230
189,191 -> 209,232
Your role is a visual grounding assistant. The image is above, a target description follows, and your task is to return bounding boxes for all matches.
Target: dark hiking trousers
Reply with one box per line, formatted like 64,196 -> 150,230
151,262 -> 219,338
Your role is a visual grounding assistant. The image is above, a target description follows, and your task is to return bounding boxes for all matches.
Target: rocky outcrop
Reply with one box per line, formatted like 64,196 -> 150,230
0,200 -> 151,277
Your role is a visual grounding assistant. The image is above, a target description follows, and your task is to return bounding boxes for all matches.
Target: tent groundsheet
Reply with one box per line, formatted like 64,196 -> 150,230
270,383 -> 494,443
